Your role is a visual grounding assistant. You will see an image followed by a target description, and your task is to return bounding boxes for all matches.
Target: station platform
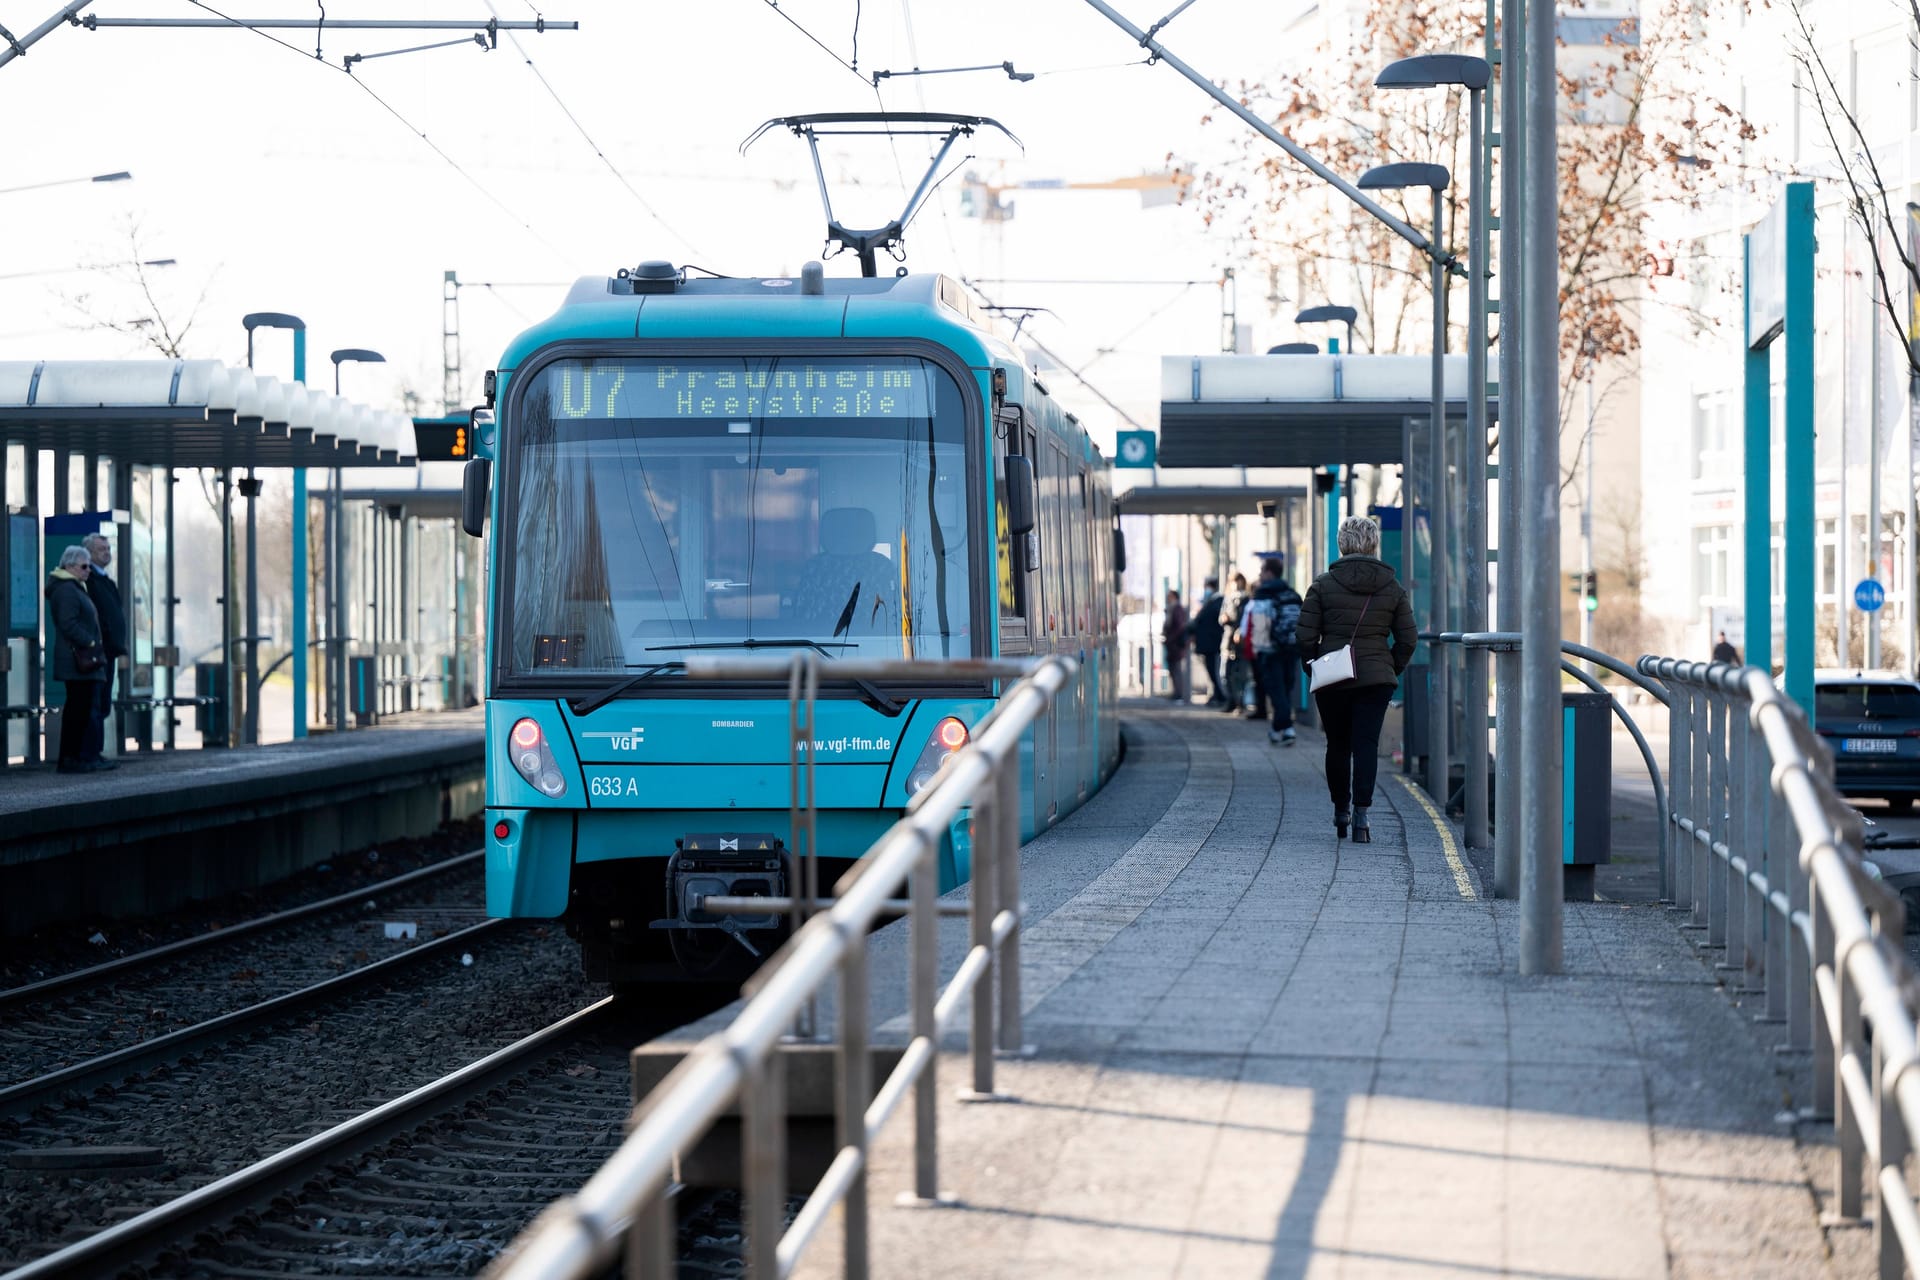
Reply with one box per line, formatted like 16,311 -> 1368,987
0,708 -> 483,933
771,703 -> 1861,1278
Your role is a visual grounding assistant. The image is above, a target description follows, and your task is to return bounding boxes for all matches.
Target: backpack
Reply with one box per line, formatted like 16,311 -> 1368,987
1273,598 -> 1301,648
1243,597 -> 1276,655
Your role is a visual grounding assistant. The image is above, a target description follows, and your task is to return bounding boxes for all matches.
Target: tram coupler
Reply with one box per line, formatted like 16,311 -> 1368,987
649,834 -> 786,958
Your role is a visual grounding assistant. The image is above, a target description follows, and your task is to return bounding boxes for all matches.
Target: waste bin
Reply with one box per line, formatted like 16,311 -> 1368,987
350,655 -> 378,727
1562,690 -> 1613,900
194,661 -> 228,745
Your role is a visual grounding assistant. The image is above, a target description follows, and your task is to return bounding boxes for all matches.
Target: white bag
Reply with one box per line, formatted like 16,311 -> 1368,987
1308,591 -> 1377,692
1309,643 -> 1357,691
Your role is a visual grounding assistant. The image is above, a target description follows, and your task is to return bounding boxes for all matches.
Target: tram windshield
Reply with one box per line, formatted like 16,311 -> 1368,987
503,354 -> 975,677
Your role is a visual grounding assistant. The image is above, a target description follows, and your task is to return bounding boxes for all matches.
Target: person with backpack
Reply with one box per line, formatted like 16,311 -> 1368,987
1297,516 -> 1417,842
1219,571 -> 1254,715
1187,576 -> 1227,706
1242,559 -> 1304,745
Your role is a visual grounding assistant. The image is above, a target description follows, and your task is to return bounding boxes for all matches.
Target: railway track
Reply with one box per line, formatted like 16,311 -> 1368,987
5,997 -> 747,1278
0,850 -> 487,1087
0,920 -> 607,1273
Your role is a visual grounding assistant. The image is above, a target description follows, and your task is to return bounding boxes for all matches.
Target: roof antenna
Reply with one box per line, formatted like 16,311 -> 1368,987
742,111 -> 1023,278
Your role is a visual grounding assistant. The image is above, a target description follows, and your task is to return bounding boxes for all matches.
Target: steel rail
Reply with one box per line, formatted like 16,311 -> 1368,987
0,918 -> 502,1117
488,654 -> 1074,1280
1640,655 -> 1920,1278
4,997 -> 613,1280
0,849 -> 483,1012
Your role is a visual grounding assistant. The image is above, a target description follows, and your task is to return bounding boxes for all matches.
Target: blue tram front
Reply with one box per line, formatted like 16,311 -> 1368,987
470,267 -> 1118,983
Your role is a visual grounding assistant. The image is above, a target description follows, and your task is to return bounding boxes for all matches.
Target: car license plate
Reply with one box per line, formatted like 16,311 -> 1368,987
1843,738 -> 1900,754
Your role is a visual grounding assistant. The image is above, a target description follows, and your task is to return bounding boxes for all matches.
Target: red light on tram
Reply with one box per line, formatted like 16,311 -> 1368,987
493,820 -> 511,840
511,719 -> 542,749
937,718 -> 969,750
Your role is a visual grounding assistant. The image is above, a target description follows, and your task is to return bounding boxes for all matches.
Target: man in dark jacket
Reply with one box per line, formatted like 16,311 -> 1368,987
1188,576 -> 1226,705
46,546 -> 110,773
1162,589 -> 1191,701
83,533 -> 128,766
1244,560 -> 1305,744
1297,518 -> 1418,840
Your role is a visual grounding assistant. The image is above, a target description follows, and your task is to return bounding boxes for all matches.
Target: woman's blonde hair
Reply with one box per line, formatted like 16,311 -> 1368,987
1336,515 -> 1381,557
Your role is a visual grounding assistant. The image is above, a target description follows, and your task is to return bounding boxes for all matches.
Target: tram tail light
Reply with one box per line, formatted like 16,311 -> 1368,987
507,717 -> 567,797
905,716 -> 971,797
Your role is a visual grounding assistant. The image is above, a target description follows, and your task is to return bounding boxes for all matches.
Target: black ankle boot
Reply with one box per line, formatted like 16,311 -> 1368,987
1351,805 -> 1372,843
1334,807 -> 1350,840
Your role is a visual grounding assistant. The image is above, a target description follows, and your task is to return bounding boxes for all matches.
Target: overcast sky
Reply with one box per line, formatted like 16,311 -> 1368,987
0,1 -> 1313,447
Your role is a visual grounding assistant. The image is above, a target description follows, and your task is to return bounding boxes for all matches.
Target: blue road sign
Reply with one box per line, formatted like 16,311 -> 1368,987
1115,430 -> 1156,469
1856,578 -> 1886,612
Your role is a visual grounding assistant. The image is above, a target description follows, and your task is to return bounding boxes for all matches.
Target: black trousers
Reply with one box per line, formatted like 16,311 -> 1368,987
1259,647 -> 1299,731
60,680 -> 98,767
1315,681 -> 1396,809
1196,648 -> 1223,702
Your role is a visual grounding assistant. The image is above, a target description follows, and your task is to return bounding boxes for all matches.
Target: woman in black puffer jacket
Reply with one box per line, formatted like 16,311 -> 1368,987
1296,516 -> 1417,841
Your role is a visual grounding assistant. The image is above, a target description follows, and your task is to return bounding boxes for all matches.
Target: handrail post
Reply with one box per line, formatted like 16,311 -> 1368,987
1809,855 -> 1834,1118
1837,928 -> 1864,1218
1691,684 -> 1711,926
1764,780 -> 1790,1023
1724,683 -> 1748,979
1665,667 -> 1688,909
1877,1034 -> 1908,1276
910,828 -> 940,1204
839,930 -> 871,1277
967,754 -> 1000,1099
624,1182 -> 673,1280
743,1046 -> 788,1278
1705,684 -> 1727,947
1791,780 -> 1816,1059
996,723 -> 1029,1059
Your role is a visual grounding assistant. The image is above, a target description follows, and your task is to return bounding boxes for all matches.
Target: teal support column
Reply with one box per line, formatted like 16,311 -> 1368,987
1327,467 -> 1341,566
292,329 -> 309,739
1742,235 -> 1771,679
1783,182 -> 1815,712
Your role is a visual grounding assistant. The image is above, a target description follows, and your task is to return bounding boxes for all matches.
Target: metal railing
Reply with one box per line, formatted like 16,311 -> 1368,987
1641,657 -> 1920,1278
488,653 -> 1075,1280
1423,632 -> 1671,876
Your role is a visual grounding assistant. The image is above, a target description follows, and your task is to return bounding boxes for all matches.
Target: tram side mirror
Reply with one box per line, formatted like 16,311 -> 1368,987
461,457 -> 491,537
1004,455 -> 1036,537
1112,525 -> 1128,574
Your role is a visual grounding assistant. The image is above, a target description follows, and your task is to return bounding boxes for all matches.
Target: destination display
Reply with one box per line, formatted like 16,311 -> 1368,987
547,358 -> 937,422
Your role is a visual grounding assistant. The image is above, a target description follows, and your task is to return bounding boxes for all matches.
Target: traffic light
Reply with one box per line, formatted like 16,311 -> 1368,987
1581,570 -> 1598,613
412,415 -> 471,461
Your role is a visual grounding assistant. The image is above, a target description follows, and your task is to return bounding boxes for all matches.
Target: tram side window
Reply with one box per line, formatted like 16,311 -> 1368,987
1042,444 -> 1066,637
1072,468 -> 1091,634
995,431 -> 1033,649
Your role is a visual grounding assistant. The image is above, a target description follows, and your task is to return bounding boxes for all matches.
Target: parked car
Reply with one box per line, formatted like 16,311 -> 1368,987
1814,671 -> 1920,813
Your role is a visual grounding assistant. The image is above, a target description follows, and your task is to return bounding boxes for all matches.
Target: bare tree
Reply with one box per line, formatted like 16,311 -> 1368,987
1193,0 -> 1755,483
1786,0 -> 1920,381
62,218 -> 218,359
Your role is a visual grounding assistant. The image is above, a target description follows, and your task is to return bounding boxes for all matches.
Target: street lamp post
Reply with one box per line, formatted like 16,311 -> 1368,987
328,349 -> 386,734
1376,54 -> 1493,854
1358,161 -> 1451,807
0,170 -> 129,196
1295,304 -> 1358,358
242,311 -> 306,746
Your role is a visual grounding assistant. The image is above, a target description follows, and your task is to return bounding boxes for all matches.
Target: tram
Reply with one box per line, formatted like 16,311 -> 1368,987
464,261 -> 1120,982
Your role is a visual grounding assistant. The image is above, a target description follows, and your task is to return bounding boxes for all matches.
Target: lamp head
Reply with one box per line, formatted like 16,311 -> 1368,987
1358,162 -> 1450,192
1376,54 -> 1491,91
1266,342 -> 1320,355
242,311 -> 306,333
1295,304 -> 1359,327
330,348 -> 386,366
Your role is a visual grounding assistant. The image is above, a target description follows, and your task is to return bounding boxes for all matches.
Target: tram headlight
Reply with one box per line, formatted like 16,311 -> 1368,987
904,716 -> 970,797
507,718 -> 567,798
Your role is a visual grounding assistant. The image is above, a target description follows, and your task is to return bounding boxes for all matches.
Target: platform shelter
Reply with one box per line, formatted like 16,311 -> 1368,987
0,359 -> 415,766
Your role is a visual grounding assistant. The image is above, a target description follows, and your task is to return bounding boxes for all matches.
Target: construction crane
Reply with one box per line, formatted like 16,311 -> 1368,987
958,166 -> 1193,222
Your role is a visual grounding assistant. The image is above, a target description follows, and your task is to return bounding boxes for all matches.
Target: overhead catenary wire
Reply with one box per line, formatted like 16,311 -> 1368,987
966,278 -> 1148,431
482,0 -> 707,261
179,0 -> 576,267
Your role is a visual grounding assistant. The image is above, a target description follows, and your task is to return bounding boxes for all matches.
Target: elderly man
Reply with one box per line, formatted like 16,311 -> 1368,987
82,533 -> 127,768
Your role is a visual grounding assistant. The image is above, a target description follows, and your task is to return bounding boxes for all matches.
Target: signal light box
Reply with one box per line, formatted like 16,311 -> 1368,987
412,415 -> 472,461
